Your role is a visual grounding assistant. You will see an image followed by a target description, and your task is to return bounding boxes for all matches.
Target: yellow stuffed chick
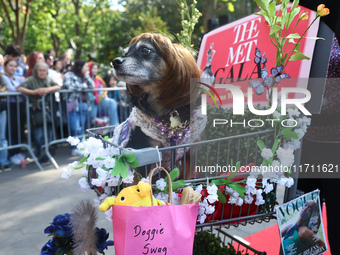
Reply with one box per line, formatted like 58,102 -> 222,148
99,181 -> 167,212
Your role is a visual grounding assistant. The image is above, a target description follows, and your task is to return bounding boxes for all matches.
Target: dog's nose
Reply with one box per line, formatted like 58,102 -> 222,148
111,57 -> 124,68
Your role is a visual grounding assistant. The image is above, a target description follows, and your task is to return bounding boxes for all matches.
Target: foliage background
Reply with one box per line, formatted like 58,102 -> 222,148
0,0 -> 257,68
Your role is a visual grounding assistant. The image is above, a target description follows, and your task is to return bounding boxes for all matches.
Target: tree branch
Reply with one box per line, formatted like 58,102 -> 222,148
0,0 -> 16,38
21,0 -> 32,45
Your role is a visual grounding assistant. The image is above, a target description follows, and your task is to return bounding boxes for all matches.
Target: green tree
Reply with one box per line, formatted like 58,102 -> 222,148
0,0 -> 32,50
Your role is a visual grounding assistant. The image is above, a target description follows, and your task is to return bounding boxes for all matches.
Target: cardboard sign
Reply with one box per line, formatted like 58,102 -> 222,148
197,5 -> 320,107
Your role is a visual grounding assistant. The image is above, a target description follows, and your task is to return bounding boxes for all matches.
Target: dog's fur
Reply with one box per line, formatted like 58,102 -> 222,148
112,33 -> 202,150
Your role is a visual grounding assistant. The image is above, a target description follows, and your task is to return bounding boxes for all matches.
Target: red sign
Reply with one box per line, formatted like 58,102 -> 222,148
197,4 -> 320,106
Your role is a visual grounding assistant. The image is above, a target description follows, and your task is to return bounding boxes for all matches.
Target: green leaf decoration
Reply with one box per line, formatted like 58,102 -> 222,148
56,248 -> 64,255
268,0 -> 276,17
254,0 -> 268,12
104,136 -> 109,140
305,37 -> 325,40
280,126 -> 295,135
111,159 -> 126,177
211,179 -> 228,186
228,183 -> 246,199
217,189 -> 227,204
291,0 -> 299,11
271,139 -> 281,154
282,132 -> 300,140
79,155 -> 89,164
74,165 -> 85,170
257,140 -> 266,151
287,7 -> 300,28
110,154 -> 139,178
286,33 -> 301,39
289,52 -> 310,61
172,180 -> 186,191
227,161 -> 241,182
95,157 -> 106,160
269,25 -> 280,35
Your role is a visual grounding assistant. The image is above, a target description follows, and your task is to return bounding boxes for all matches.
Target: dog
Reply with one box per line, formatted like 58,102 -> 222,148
111,33 -> 207,178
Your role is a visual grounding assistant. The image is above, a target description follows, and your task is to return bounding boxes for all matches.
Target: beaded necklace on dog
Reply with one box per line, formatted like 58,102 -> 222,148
155,110 -> 191,142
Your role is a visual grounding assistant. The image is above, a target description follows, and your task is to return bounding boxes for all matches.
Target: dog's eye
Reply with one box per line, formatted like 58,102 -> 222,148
120,197 -> 125,202
141,47 -> 151,54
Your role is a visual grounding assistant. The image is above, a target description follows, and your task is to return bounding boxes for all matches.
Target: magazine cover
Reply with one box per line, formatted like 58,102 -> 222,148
277,190 -> 328,255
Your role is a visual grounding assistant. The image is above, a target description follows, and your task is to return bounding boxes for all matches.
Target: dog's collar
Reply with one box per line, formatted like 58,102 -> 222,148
155,110 -> 190,142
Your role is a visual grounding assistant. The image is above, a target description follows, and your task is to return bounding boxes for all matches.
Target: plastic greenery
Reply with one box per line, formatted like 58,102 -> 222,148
254,0 -> 329,68
176,0 -> 202,48
193,231 -> 249,255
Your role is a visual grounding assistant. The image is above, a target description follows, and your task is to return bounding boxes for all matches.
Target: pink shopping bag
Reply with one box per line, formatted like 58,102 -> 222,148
112,167 -> 199,255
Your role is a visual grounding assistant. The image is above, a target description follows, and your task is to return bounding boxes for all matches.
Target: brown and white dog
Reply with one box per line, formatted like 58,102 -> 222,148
111,33 -> 206,176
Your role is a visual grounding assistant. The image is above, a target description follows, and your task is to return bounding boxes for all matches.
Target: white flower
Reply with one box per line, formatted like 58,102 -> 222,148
244,195 -> 254,204
228,196 -> 238,204
195,184 -> 203,193
255,196 -> 265,206
264,183 -> 274,194
245,184 -> 257,195
83,137 -> 104,154
287,108 -> 300,118
261,148 -> 273,160
122,171 -> 134,184
103,157 -> 116,169
61,164 -> 76,179
277,147 -> 294,167
277,177 -> 288,186
197,214 -> 207,224
78,177 -> 90,192
206,194 -> 218,204
285,177 -> 294,188
284,139 -> 301,150
107,176 -> 120,187
140,177 -> 149,183
273,111 -> 281,119
207,184 -> 218,195
205,205 -> 215,214
294,128 -> 305,139
249,166 -> 261,177
67,136 -> 80,146
105,146 -> 120,156
96,168 -> 109,179
81,169 -> 88,177
246,177 -> 257,188
236,197 -> 244,206
156,178 -> 167,191
92,178 -> 105,187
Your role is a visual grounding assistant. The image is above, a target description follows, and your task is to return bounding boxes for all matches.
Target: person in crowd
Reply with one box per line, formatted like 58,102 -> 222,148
47,49 -> 56,58
44,54 -> 54,69
2,59 -> 26,157
62,60 -> 94,156
59,53 -> 71,74
296,1 -> 340,254
104,73 -> 120,100
0,74 -> 11,172
281,200 -> 325,255
44,55 -> 63,86
0,54 -> 4,74
4,44 -> 26,78
17,63 -> 60,163
19,53 -> 28,75
26,51 -> 45,77
88,62 -> 119,126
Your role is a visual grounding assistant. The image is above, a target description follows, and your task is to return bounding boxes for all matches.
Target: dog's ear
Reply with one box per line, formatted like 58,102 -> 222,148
130,33 -> 201,110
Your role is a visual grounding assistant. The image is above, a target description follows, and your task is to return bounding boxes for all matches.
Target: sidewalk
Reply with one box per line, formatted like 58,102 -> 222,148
0,143 -> 281,255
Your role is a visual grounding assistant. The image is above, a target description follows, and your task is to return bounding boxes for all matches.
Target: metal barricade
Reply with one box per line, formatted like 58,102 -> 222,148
39,87 -> 132,168
0,92 -> 43,171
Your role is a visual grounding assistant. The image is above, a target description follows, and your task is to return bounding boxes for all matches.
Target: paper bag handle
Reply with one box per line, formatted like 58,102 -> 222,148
148,167 -> 174,205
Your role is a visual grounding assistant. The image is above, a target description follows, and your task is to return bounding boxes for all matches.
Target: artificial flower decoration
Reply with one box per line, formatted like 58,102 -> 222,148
317,4 -> 330,17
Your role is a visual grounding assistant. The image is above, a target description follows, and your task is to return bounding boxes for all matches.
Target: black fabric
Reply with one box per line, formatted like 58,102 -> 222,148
0,96 -> 7,112
30,108 -> 52,127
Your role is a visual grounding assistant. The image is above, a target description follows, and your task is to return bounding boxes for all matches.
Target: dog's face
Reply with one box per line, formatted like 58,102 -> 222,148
112,38 -> 166,86
111,33 -> 201,117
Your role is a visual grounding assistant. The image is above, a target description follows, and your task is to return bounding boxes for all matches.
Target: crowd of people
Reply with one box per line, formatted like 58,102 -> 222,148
0,44 -> 125,170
